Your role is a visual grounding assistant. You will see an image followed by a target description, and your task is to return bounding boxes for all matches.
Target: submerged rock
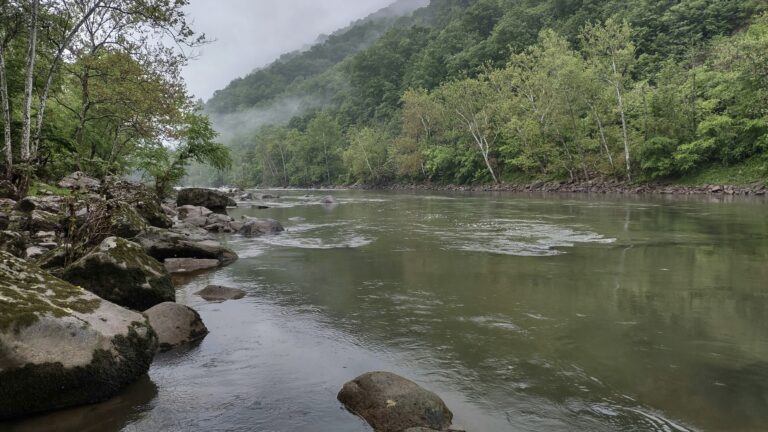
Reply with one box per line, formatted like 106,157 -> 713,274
62,237 -> 175,311
195,285 -> 246,301
177,188 -> 236,212
320,195 -> 337,205
238,217 -> 284,236
0,251 -> 158,420
136,227 -> 238,266
337,372 -> 454,432
164,258 -> 220,274
143,302 -> 208,351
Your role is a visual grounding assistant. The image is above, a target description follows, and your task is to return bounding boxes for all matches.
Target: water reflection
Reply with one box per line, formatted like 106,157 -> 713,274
3,191 -> 767,431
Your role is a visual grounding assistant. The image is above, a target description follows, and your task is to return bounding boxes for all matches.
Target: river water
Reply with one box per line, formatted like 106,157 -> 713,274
3,191 -> 768,432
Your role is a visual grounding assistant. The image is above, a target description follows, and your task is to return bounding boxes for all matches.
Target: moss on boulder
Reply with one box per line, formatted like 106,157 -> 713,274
0,251 -> 157,419
62,237 -> 175,311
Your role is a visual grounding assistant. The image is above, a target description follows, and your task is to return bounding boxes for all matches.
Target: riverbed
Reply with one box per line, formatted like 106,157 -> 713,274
4,190 -> 768,431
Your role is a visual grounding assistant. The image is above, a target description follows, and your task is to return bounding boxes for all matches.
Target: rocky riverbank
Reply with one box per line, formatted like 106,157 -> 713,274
0,174 -> 246,420
347,180 -> 768,197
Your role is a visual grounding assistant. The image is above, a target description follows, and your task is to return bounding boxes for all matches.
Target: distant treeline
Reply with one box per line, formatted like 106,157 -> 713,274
196,0 -> 768,187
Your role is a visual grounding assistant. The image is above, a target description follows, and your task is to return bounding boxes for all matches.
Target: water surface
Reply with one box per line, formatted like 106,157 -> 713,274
4,191 -> 768,431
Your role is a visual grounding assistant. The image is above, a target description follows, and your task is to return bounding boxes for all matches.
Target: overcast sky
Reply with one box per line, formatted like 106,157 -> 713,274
182,0 -> 395,101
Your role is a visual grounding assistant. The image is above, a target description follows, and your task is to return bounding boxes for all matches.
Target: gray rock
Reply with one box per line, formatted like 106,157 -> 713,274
25,246 -> 45,260
195,285 -> 246,301
337,372 -> 454,432
143,302 -> 208,351
177,188 -> 237,211
163,258 -> 220,274
108,202 -> 149,238
238,217 -> 284,237
14,195 -> 64,213
320,195 -> 337,204
58,172 -> 101,192
136,227 -> 238,266
177,205 -> 213,221
62,237 -> 175,311
0,251 -> 157,420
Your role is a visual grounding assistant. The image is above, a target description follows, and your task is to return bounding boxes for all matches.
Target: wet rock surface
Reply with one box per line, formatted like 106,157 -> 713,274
143,302 -> 208,351
338,372 -> 454,432
0,251 -> 157,420
195,285 -> 246,301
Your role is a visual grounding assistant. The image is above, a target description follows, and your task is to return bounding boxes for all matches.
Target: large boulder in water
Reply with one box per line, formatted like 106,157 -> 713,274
143,302 -> 208,351
136,226 -> 238,266
62,237 -> 174,311
337,372 -> 454,432
238,217 -> 284,236
177,188 -> 236,212
0,251 -> 158,420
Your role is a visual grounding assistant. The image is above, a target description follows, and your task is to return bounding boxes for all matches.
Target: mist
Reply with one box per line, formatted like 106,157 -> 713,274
182,0 -> 402,101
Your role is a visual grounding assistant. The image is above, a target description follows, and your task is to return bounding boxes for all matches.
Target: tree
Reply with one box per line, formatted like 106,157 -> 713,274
137,112 -> 230,198
582,18 -> 637,181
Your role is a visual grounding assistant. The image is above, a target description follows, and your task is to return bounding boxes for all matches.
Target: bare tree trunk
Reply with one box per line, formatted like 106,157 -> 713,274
591,104 -> 615,170
0,47 -> 11,179
21,0 -> 39,164
611,57 -> 632,182
321,131 -> 330,183
455,109 -> 499,184
32,0 -> 105,158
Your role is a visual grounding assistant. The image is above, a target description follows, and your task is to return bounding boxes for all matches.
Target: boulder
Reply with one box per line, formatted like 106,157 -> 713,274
238,217 -> 284,237
320,195 -> 337,205
177,205 -> 213,221
177,188 -> 237,212
26,209 -> 61,232
161,204 -> 178,218
0,231 -> 27,257
136,226 -> 238,266
0,180 -> 17,199
102,177 -> 173,229
0,198 -> 15,214
107,202 -> 149,238
62,237 -> 175,311
143,302 -> 208,351
58,172 -> 101,192
0,251 -> 158,420
337,372 -> 454,432
15,195 -> 64,213
164,258 -> 220,274
25,246 -> 45,260
195,285 -> 246,301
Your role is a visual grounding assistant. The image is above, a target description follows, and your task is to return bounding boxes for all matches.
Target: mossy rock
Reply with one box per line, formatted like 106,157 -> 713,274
0,231 -> 27,258
109,202 -> 149,238
177,188 -> 237,211
0,251 -> 158,419
62,237 -> 175,311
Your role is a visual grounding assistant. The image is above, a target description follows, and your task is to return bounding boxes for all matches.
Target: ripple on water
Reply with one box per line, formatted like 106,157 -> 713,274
436,219 -> 615,256
255,222 -> 375,250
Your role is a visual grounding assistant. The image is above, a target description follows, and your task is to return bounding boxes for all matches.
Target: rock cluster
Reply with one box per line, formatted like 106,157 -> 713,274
0,176 -> 248,420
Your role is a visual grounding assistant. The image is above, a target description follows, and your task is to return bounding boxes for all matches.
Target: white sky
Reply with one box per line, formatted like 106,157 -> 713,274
182,0 -> 395,101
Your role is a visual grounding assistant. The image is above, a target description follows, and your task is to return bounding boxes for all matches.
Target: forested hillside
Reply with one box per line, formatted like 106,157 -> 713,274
198,0 -> 768,187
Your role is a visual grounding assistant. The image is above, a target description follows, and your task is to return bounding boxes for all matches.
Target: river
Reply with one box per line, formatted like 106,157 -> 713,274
4,190 -> 768,432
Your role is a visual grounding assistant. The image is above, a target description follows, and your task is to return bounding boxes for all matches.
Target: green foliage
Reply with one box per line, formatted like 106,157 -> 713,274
201,1 -> 768,187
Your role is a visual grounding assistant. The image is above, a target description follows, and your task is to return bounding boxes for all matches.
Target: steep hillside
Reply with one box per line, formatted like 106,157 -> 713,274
196,0 -> 767,188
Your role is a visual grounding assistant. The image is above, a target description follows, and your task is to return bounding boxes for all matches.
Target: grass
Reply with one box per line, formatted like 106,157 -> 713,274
28,181 -> 72,197
676,156 -> 768,186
